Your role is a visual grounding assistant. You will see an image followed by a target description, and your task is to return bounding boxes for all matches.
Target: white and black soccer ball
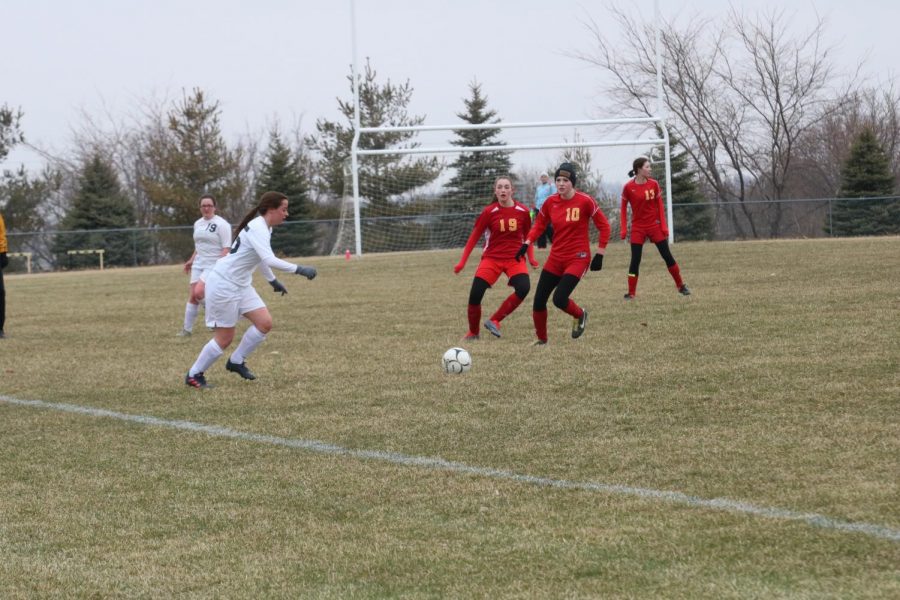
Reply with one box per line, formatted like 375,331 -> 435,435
442,347 -> 472,374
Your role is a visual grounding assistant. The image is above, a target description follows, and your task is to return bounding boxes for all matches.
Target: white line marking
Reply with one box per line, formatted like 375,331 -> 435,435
3,394 -> 899,543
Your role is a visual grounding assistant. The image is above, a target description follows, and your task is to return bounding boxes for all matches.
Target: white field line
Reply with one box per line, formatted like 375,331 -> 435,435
3,395 -> 899,543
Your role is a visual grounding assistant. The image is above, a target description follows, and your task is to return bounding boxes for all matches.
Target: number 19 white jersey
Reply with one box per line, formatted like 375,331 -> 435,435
192,215 -> 232,272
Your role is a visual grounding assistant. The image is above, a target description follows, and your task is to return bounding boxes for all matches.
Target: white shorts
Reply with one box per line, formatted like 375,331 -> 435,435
190,260 -> 217,284
203,270 -> 266,328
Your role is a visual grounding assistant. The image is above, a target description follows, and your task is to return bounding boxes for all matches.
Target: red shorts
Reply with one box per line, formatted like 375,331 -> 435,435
474,256 -> 529,286
542,253 -> 590,279
630,223 -> 668,245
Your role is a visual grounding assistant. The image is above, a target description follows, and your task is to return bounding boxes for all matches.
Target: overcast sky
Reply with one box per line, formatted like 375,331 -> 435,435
3,0 -> 898,184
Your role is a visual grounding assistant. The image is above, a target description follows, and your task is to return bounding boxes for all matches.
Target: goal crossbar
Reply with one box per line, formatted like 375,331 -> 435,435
356,138 -> 665,157
348,117 -> 673,255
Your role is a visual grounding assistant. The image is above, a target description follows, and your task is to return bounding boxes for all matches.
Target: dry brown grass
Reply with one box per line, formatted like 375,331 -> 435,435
1,237 -> 898,598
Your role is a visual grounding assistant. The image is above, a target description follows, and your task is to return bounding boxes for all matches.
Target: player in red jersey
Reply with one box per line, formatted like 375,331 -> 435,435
455,176 -> 539,340
515,162 -> 610,344
620,156 -> 690,299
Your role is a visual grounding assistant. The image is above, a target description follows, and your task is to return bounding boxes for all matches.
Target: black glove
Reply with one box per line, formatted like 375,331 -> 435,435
269,279 -> 288,295
0,252 -> 7,270
590,253 -> 603,271
514,243 -> 529,262
295,265 -> 317,280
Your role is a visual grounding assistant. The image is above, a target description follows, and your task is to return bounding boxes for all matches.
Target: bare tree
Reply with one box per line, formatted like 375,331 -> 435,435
793,84 -> 900,197
575,4 -> 854,238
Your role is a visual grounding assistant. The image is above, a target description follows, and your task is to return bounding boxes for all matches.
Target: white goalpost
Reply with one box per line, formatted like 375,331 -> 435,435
336,120 -> 673,256
344,0 -> 671,257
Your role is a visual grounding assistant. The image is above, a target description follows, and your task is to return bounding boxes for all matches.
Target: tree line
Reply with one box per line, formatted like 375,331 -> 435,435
1,7 -> 898,269
576,5 -> 899,238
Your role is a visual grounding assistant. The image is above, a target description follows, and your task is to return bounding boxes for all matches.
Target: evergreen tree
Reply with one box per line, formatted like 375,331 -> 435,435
142,88 -> 244,258
832,128 -> 898,236
0,166 -> 60,270
256,128 -> 315,257
445,81 -> 513,213
0,104 -> 24,162
307,59 -> 442,206
651,126 -> 713,241
0,166 -> 53,233
54,154 -> 150,267
306,60 -> 442,252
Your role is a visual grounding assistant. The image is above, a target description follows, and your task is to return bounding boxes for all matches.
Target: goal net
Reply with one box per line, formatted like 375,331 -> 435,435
333,119 -> 669,256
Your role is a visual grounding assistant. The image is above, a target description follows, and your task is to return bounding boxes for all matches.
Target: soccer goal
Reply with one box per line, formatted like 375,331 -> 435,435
337,118 -> 672,256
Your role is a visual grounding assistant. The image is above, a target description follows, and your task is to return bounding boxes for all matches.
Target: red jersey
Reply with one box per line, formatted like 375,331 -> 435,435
528,191 -> 610,259
457,200 -> 533,265
621,178 -> 668,237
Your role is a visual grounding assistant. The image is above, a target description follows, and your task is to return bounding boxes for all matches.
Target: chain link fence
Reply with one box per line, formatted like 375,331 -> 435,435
3,196 -> 898,273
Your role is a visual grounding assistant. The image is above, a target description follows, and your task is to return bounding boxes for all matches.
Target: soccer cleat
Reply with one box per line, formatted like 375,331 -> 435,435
185,372 -> 212,389
572,309 -> 588,339
176,329 -> 192,337
226,359 -> 257,380
463,332 -> 480,341
678,284 -> 691,296
623,294 -> 634,300
531,339 -> 547,346
483,319 -> 501,338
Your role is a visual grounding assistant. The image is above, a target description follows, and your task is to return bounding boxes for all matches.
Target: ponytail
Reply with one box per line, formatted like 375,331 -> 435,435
631,156 -> 650,179
233,191 -> 288,242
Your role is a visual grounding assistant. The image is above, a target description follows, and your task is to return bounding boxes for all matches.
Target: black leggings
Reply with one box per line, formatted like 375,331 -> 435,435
629,240 -> 676,276
532,270 -> 581,311
0,269 -> 4,332
468,273 -> 530,305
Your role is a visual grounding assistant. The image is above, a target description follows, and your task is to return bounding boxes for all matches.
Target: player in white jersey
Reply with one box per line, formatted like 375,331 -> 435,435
177,194 -> 232,336
185,191 -> 317,389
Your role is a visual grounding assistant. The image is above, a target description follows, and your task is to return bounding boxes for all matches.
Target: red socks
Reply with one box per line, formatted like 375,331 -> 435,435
533,309 -> 548,342
467,304 -> 481,336
563,299 -> 583,319
628,273 -> 638,297
668,264 -> 684,288
490,293 -> 523,324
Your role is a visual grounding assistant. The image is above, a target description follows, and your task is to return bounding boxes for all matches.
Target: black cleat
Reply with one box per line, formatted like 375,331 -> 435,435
185,372 -> 212,389
572,309 -> 588,339
226,359 -> 257,380
483,319 -> 501,338
678,284 -> 691,296
623,294 -> 634,300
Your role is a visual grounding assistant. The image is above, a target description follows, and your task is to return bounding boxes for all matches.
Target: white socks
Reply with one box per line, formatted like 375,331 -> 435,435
183,302 -> 199,332
189,339 -> 224,377
230,326 -> 267,365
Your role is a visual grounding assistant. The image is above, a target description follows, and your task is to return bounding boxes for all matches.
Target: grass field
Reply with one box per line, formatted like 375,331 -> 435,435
1,237 -> 899,598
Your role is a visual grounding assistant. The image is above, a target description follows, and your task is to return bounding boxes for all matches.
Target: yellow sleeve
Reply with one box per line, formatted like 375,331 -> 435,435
0,214 -> 7,253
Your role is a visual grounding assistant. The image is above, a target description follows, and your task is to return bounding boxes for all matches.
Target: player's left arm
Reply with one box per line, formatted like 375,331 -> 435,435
217,217 -> 233,257
520,207 -> 539,267
657,182 -> 669,236
591,200 -> 611,252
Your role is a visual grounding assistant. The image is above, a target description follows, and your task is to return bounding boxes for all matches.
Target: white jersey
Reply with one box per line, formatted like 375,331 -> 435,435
211,215 -> 297,287
192,215 -> 232,271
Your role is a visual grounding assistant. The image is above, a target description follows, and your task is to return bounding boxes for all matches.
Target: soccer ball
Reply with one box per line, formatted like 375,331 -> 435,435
442,347 -> 472,374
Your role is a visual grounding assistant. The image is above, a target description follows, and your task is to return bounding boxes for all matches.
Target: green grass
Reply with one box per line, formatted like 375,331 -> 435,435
1,237 -> 898,598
